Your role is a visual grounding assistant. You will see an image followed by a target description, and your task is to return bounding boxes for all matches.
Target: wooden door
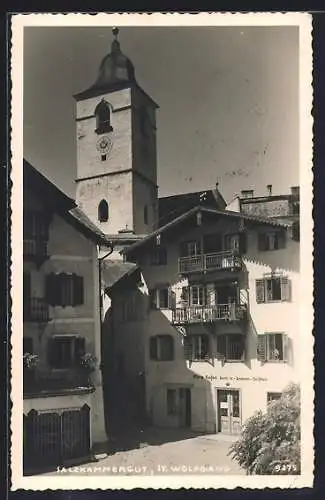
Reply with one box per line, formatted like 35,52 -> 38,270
218,390 -> 241,434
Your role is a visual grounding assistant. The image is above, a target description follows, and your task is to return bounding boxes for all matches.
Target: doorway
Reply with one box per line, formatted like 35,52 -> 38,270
217,389 -> 241,435
167,387 -> 191,428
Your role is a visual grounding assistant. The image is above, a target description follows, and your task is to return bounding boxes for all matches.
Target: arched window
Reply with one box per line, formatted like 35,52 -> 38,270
98,199 -> 109,222
144,205 -> 148,225
95,100 -> 112,135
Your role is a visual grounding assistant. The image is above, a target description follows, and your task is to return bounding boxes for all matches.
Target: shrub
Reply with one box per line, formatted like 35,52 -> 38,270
229,383 -> 300,475
23,353 -> 39,371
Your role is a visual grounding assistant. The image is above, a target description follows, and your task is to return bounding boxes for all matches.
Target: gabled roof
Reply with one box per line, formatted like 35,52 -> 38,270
24,159 -> 113,248
125,205 -> 291,256
101,260 -> 138,293
158,188 -> 226,226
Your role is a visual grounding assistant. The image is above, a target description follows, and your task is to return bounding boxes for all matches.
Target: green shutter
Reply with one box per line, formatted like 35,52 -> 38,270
257,335 -> 267,363
280,277 -> 291,301
256,279 -> 265,303
183,337 -> 192,360
45,273 -> 56,306
47,337 -> 57,367
279,230 -> 286,249
216,335 -> 226,361
258,233 -> 267,251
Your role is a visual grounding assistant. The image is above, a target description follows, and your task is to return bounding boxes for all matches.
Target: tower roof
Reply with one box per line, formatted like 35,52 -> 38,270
73,28 -> 138,101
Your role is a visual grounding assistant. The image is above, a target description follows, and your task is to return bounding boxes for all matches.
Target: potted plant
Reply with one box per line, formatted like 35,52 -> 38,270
23,353 -> 39,390
79,353 -> 97,386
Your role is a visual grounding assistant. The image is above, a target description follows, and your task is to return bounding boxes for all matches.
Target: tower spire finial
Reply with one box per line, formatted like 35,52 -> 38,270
112,27 -> 119,41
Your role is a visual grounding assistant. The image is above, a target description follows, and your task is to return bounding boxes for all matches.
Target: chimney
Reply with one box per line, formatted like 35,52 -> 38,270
291,186 -> 300,196
267,184 -> 272,196
241,189 -> 254,199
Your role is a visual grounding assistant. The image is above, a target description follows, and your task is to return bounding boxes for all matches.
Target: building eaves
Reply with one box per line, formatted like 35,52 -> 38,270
125,205 -> 291,256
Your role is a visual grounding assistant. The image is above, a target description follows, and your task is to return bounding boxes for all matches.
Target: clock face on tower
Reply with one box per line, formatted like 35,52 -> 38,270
96,135 -> 113,155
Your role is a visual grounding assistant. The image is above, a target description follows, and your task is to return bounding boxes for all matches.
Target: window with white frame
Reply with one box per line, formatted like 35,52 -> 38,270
179,239 -> 201,257
149,287 -> 175,309
46,272 -> 84,307
184,334 -> 209,361
257,333 -> 288,363
150,335 -> 174,361
190,285 -> 205,306
256,275 -> 291,303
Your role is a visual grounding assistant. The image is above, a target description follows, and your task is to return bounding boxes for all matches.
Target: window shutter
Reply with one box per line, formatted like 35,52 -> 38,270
257,335 -> 267,363
47,337 -> 57,367
73,274 -> 84,306
256,279 -> 265,303
149,337 -> 157,360
179,242 -> 188,258
279,231 -> 286,249
149,289 -> 157,309
258,233 -> 267,251
216,335 -> 226,361
282,334 -> 289,363
206,283 -> 216,306
239,233 -> 247,254
74,337 -> 86,363
168,289 -> 176,309
183,337 -> 192,360
45,273 -> 56,306
181,287 -> 189,304
280,276 -> 291,302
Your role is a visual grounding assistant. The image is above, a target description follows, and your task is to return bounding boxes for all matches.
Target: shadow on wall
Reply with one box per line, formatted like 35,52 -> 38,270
101,288 -> 216,448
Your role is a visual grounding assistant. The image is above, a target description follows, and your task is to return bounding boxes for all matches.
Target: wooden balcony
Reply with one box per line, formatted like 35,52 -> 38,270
178,251 -> 242,274
24,298 -> 50,323
23,239 -> 49,265
172,304 -> 247,325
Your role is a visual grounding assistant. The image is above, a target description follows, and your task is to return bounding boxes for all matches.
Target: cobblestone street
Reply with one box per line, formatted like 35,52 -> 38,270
46,428 -> 245,477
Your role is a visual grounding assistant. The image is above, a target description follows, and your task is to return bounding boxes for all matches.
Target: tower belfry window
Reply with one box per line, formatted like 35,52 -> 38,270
95,100 -> 113,135
98,199 -> 109,222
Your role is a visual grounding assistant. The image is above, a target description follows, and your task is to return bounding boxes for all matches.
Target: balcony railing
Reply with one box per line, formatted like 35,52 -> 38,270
23,239 -> 48,262
24,298 -> 50,323
178,251 -> 242,274
172,304 -> 247,325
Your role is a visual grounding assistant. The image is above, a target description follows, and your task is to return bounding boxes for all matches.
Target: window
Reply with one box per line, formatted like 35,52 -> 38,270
46,273 -> 84,307
150,246 -> 167,265
292,221 -> 300,241
216,334 -> 245,362
98,199 -> 109,222
95,100 -> 112,134
150,335 -> 174,361
23,337 -> 33,354
179,239 -> 201,257
258,232 -> 285,251
224,233 -> 247,254
167,389 -> 177,416
190,285 -> 205,306
144,205 -> 148,225
101,154 -> 107,162
149,287 -> 175,309
256,276 -> 291,303
48,336 -> 85,369
184,335 -> 209,361
24,211 -> 50,241
257,333 -> 288,363
267,392 -> 282,404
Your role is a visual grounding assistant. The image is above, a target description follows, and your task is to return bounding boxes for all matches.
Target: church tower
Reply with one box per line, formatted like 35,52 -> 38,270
74,28 -> 159,235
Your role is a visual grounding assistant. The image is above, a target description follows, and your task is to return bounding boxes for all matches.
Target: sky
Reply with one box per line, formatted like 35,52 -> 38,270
23,25 -> 299,204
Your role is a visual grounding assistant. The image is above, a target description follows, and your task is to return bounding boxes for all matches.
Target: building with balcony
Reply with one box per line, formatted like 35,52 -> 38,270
23,159 -> 113,472
105,203 -> 299,435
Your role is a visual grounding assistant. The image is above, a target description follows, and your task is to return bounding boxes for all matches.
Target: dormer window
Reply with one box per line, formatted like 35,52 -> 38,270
95,100 -> 113,135
98,199 -> 109,222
